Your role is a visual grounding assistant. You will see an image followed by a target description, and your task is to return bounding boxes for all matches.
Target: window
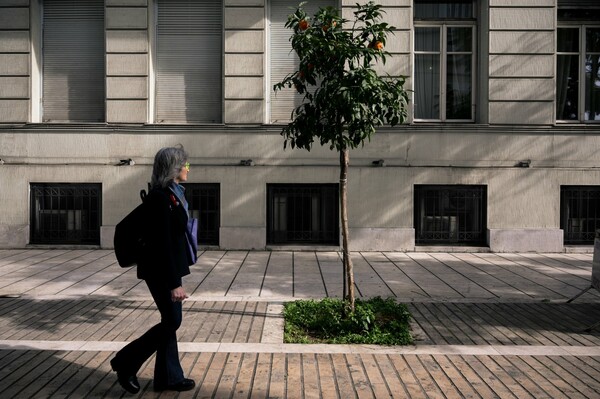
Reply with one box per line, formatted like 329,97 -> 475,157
155,0 -> 222,123
557,7 -> 600,122
269,0 -> 335,123
414,185 -> 486,245
42,0 -> 105,122
30,183 -> 101,245
267,184 -> 339,245
413,0 -> 475,121
561,186 -> 600,245
181,183 -> 220,246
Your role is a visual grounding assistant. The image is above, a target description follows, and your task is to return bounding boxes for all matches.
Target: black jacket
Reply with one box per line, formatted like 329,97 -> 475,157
137,188 -> 190,289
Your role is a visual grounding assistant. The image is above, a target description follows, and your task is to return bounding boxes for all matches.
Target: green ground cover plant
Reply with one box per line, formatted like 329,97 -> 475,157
283,297 -> 413,345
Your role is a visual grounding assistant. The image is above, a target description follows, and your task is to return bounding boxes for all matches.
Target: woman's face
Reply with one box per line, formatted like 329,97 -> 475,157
175,161 -> 190,183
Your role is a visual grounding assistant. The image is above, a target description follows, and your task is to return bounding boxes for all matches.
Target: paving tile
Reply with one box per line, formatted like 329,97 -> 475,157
19,350 -> 88,398
496,355 -> 557,399
231,353 -> 257,399
316,353 -> 339,398
269,352 -> 287,399
534,356 -> 600,398
66,352 -> 114,398
250,352 -> 272,399
302,353 -> 322,399
198,352 -> 228,398
430,355 -> 480,399
464,355 -> 520,399
519,355 -> 586,398
1,250 -> 600,397
404,354 -> 446,398
345,353 -> 375,399
331,354 -> 357,398
447,355 -> 498,399
286,353 -> 304,399
387,355 -> 429,398
418,354 -> 463,399
360,354 -> 392,398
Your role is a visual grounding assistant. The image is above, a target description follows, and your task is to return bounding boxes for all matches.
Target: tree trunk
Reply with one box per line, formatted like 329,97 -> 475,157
340,148 -> 355,311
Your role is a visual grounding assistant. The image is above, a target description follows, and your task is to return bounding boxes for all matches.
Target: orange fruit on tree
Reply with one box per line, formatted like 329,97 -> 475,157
299,19 -> 309,30
323,20 -> 337,32
373,41 -> 383,50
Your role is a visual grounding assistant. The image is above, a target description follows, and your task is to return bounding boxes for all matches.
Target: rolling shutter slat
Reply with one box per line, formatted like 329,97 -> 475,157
270,0 -> 334,123
156,0 -> 222,123
43,0 -> 105,122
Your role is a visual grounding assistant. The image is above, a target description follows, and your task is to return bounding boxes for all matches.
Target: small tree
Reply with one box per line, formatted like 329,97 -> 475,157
274,1 -> 409,311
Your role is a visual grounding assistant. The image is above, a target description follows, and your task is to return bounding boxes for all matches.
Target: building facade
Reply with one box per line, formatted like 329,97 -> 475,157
0,0 -> 599,252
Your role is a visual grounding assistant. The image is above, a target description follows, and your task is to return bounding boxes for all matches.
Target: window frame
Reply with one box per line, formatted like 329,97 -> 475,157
266,183 -> 340,246
414,184 -> 487,246
39,0 -> 106,123
413,21 -> 476,123
30,183 -> 102,245
556,23 -> 600,123
180,183 -> 221,246
151,0 -> 224,125
560,185 -> 600,245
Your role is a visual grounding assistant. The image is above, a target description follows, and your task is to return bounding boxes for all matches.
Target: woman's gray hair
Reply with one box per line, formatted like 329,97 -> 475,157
150,145 -> 188,189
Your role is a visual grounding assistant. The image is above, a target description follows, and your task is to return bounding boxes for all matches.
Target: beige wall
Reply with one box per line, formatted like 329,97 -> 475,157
1,126 -> 600,251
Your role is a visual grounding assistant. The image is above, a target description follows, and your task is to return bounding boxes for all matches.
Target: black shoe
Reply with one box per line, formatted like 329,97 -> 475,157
154,378 -> 195,392
110,358 -> 140,394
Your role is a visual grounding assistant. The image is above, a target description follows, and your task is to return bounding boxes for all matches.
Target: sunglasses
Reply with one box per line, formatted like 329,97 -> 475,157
183,162 -> 190,171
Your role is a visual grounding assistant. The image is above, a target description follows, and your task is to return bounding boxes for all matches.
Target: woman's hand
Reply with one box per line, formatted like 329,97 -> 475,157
171,286 -> 188,302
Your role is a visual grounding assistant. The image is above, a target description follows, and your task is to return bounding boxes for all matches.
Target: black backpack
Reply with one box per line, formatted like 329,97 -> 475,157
114,188 -> 148,267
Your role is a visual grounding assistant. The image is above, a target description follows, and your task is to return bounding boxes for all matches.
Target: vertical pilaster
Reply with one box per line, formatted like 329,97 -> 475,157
488,0 -> 556,124
342,0 -> 412,120
0,0 -> 30,122
224,0 -> 265,124
105,0 -> 149,123
342,1 -> 412,78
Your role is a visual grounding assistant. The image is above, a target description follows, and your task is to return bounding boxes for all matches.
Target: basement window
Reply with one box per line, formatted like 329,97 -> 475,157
30,183 -> 101,245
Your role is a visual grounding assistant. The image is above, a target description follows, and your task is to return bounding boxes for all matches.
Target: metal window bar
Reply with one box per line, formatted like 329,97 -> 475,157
414,185 -> 487,245
30,183 -> 101,245
267,184 -> 339,245
182,183 -> 220,246
561,186 -> 600,244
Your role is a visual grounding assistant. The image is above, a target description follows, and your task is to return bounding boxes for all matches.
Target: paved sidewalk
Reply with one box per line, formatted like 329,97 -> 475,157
0,249 -> 599,398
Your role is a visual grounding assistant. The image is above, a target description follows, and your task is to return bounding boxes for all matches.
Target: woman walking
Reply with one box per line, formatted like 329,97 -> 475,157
110,145 -> 195,393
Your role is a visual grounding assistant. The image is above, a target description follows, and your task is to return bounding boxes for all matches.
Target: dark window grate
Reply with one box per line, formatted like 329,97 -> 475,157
415,185 -> 487,245
561,186 -> 600,245
267,184 -> 339,245
30,183 -> 101,245
182,183 -> 220,246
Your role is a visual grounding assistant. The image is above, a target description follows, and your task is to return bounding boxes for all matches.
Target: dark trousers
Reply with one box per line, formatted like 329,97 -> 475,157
112,279 -> 184,386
